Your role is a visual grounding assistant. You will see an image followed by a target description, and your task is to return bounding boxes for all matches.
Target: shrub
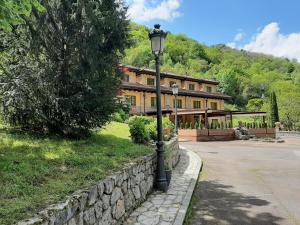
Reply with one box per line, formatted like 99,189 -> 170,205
128,116 -> 153,144
113,109 -> 129,123
145,117 -> 174,141
162,117 -> 175,131
294,122 -> 300,131
146,122 -> 157,141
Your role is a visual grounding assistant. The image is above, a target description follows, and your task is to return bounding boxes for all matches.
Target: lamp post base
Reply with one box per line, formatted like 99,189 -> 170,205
155,179 -> 168,192
155,141 -> 168,192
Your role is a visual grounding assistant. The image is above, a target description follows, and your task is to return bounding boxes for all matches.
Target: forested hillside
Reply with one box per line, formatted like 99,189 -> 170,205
123,23 -> 300,128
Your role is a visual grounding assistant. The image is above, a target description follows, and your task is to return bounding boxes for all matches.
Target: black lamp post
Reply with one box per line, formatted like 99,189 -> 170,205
172,84 -> 179,134
149,24 -> 168,192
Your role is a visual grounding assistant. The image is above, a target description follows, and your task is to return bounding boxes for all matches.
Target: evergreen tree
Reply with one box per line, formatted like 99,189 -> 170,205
0,0 -> 130,138
270,91 -> 279,126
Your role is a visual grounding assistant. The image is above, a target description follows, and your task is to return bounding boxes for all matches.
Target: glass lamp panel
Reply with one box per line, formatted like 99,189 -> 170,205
151,36 -> 161,54
172,85 -> 179,95
160,36 -> 165,53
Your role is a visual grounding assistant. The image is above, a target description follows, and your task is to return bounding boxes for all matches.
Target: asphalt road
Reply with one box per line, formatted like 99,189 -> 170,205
181,138 -> 300,225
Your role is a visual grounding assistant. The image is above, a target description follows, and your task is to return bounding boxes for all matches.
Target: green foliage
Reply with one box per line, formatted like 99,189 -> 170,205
0,0 -> 45,31
113,109 -> 129,123
294,121 -> 300,131
128,116 -> 174,142
145,117 -> 174,141
146,121 -> 157,141
128,116 -> 153,143
269,91 -> 279,126
247,98 -> 264,112
0,0 -> 130,138
0,122 -> 151,224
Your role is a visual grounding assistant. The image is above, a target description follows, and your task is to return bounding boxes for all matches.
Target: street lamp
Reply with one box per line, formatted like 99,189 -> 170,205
172,84 -> 179,134
149,24 -> 168,192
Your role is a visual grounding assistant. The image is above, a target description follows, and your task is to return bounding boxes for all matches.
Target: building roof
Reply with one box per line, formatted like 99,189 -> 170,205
120,82 -> 231,100
120,64 -> 219,85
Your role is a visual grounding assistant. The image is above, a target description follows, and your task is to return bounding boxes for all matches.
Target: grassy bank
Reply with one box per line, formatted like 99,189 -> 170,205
0,122 -> 152,225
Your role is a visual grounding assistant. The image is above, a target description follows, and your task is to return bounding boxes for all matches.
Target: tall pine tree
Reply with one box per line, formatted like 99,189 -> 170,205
270,91 -> 279,126
0,0 -> 130,137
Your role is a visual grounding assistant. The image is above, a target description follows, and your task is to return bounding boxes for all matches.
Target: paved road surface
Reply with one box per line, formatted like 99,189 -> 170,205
181,138 -> 300,225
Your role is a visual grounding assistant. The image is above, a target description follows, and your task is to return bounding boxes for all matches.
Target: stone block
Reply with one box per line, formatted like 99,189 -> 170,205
97,182 -> 104,198
132,185 -> 141,200
103,178 -> 114,194
102,194 -> 111,210
94,200 -> 103,219
112,200 -> 125,220
75,212 -> 83,225
98,207 -> 112,225
139,180 -> 148,200
115,172 -> 123,187
78,192 -> 88,211
88,185 -> 98,206
110,187 -> 123,205
83,207 -> 96,225
121,180 -> 128,194
124,190 -> 135,211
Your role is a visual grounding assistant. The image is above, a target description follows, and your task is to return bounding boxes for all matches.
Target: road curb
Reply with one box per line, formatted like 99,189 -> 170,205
173,146 -> 202,225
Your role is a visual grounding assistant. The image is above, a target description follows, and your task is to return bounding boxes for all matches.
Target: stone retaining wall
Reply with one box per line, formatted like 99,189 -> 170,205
17,138 -> 180,225
165,136 -> 181,169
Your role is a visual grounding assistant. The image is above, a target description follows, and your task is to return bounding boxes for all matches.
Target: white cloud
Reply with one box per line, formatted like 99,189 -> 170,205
127,0 -> 182,22
226,32 -> 244,48
234,32 -> 244,42
243,22 -> 300,62
227,42 -> 236,48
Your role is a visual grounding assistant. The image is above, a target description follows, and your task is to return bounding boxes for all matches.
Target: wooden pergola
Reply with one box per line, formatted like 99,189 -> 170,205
175,109 -> 267,129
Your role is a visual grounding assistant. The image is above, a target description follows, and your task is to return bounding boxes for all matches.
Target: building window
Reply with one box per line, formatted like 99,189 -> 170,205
206,86 -> 212,93
193,101 -> 201,109
189,84 -> 195,91
210,102 -> 218,110
169,81 -> 176,87
123,74 -> 129,82
125,95 -> 136,106
173,99 -> 182,108
151,97 -> 156,107
147,78 -> 155,86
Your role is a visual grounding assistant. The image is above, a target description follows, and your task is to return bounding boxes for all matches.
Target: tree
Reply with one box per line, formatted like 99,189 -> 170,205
269,91 -> 279,126
247,98 -> 264,112
0,0 -> 44,31
0,0 -> 130,138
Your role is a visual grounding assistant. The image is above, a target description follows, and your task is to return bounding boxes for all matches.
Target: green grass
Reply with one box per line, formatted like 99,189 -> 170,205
0,122 -> 152,225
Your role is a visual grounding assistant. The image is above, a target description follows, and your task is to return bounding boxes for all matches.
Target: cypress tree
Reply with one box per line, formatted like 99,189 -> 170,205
270,91 -> 279,127
0,0 -> 130,138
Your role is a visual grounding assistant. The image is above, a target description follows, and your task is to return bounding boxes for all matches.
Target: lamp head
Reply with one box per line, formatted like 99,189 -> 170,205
172,83 -> 179,95
149,24 -> 167,56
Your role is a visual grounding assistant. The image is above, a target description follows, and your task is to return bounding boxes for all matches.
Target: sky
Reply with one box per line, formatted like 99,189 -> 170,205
125,0 -> 300,62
